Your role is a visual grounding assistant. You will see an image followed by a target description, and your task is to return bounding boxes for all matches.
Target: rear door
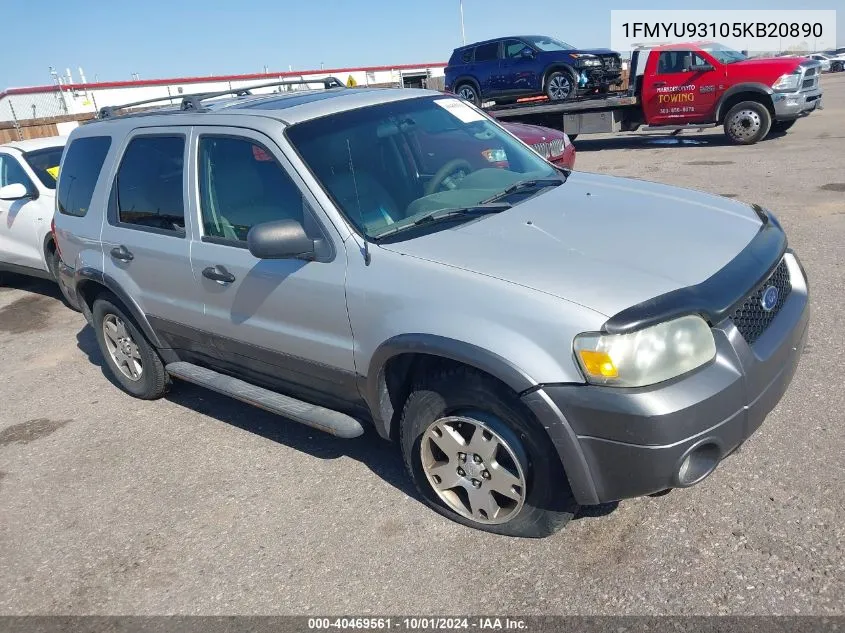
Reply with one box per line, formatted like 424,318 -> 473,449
0,151 -> 49,270
499,39 -> 540,95
473,41 -> 501,98
186,126 -> 358,407
643,50 -> 721,125
100,128 -> 201,335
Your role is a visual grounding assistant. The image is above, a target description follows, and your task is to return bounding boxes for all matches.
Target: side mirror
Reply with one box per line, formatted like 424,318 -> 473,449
0,183 -> 32,201
247,219 -> 316,260
688,63 -> 714,72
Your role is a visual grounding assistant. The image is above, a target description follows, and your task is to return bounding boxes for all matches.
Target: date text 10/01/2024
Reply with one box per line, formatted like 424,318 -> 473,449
307,618 -> 528,630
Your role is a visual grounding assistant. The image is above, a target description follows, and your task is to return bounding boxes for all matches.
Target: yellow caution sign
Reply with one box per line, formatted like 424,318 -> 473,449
46,166 -> 60,180
346,74 -> 358,87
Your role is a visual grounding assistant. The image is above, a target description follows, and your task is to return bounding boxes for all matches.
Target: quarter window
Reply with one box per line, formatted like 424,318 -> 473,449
198,136 -> 306,243
113,136 -> 185,234
474,42 -> 499,62
57,136 -> 111,217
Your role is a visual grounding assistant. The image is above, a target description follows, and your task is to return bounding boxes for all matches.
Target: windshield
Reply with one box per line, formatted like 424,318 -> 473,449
524,35 -> 575,52
286,96 -> 560,240
23,146 -> 64,189
699,43 -> 747,64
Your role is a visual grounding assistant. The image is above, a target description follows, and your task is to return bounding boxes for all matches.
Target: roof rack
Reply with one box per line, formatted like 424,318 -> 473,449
97,76 -> 346,119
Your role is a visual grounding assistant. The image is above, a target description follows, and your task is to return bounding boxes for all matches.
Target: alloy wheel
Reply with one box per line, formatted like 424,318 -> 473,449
102,314 -> 143,381
420,415 -> 527,524
548,75 -> 573,100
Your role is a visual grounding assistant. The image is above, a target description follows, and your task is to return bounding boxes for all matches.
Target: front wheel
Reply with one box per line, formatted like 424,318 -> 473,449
545,71 -> 577,102
723,101 -> 772,145
399,367 -> 578,537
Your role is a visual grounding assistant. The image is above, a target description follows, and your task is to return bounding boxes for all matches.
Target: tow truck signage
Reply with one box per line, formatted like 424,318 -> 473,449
657,84 -> 696,104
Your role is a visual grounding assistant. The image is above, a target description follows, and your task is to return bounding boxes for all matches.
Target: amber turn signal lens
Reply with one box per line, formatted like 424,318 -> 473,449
578,350 -> 618,378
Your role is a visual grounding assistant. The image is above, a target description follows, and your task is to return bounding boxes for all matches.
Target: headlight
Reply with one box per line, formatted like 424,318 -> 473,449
772,72 -> 801,92
572,54 -> 602,67
574,315 -> 716,387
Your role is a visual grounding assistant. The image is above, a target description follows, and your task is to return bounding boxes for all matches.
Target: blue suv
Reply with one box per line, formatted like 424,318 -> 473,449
445,35 -> 623,105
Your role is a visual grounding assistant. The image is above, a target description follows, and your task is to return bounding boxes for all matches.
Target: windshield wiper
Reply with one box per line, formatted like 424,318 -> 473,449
481,178 -> 564,204
371,203 -> 511,241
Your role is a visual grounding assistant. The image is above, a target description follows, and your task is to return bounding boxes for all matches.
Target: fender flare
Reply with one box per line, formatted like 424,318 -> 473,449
715,83 -> 774,121
365,333 -> 536,438
74,267 -> 164,348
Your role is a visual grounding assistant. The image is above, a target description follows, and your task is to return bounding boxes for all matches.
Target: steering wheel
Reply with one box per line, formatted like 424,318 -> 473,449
425,159 -> 474,196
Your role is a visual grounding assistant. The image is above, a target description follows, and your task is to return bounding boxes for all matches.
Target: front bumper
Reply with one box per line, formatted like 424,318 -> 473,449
523,252 -> 809,505
773,86 -> 822,120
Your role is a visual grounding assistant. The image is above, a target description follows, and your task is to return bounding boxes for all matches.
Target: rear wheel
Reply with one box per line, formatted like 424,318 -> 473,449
93,294 -> 168,399
456,83 -> 480,106
399,367 -> 578,538
723,101 -> 772,145
831,61 -> 843,73
545,70 -> 577,101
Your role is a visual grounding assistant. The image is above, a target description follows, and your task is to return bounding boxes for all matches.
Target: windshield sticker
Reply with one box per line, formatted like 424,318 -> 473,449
434,98 -> 486,123
46,166 -> 60,180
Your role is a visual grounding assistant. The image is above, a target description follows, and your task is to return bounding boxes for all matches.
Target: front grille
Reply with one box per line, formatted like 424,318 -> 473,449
532,138 -> 564,159
599,55 -> 621,70
804,66 -> 817,77
802,77 -> 817,89
730,258 -> 792,345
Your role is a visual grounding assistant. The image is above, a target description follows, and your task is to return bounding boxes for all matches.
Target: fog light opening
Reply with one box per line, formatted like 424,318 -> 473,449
676,442 -> 721,487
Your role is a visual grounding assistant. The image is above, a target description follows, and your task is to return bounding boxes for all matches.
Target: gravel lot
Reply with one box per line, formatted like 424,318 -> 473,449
1,75 -> 843,616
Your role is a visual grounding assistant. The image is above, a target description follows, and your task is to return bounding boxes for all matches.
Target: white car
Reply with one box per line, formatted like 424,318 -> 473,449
807,54 -> 832,72
0,136 -> 68,291
815,52 -> 845,72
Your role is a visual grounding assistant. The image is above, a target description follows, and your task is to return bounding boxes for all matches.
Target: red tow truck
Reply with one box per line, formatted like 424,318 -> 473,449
482,42 -> 823,144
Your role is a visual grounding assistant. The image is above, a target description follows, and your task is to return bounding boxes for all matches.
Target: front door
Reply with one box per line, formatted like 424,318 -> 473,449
499,39 -> 540,96
99,128 -> 201,339
0,152 -> 49,270
644,50 -> 721,125
186,127 -> 358,409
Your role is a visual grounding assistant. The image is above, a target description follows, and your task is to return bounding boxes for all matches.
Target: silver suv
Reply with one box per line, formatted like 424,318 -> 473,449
53,80 -> 809,537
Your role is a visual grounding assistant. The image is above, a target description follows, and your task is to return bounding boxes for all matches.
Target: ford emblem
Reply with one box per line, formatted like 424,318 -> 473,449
761,285 -> 779,312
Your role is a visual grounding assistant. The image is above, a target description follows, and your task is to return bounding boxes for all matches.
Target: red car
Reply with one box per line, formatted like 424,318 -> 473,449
502,121 -> 576,169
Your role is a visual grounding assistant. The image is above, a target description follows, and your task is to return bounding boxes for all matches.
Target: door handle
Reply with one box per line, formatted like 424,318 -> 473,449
110,245 -> 134,262
202,265 -> 236,284
652,81 -> 667,87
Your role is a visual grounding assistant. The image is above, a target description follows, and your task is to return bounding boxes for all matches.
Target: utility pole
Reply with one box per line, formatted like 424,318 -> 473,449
460,0 -> 466,44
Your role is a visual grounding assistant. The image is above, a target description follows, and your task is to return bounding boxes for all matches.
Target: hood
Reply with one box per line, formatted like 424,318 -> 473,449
380,172 -> 762,318
727,57 -> 805,82
571,48 -> 619,57
500,121 -> 565,144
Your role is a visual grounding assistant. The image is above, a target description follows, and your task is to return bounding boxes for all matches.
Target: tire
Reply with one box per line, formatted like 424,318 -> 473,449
831,61 -> 843,73
770,120 -> 796,134
92,294 -> 168,399
545,70 -> 577,102
455,83 -> 480,106
723,101 -> 772,145
399,366 -> 578,538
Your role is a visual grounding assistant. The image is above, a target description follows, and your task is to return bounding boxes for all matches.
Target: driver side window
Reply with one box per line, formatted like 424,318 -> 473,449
503,40 -> 529,59
198,135 -> 308,243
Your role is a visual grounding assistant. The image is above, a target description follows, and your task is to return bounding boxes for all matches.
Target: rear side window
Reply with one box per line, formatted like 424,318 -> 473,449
112,136 -> 185,234
23,146 -> 64,189
57,136 -> 111,217
474,42 -> 499,62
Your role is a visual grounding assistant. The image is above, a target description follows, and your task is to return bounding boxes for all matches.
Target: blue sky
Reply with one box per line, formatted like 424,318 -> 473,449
2,0 -> 841,88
